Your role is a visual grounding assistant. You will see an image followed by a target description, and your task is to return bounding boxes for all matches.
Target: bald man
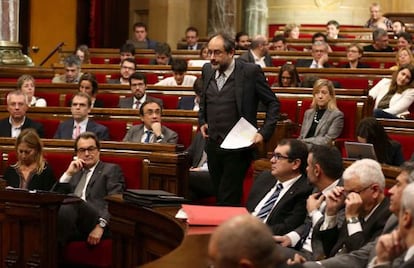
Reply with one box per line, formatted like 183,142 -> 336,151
238,35 -> 273,68
208,214 -> 284,268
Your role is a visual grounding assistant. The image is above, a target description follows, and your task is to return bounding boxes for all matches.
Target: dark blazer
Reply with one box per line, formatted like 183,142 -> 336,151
4,163 -> 55,191
177,43 -> 203,50
341,62 -> 371,68
53,119 -> 109,140
199,60 -> 280,141
295,59 -> 332,68
363,45 -> 393,52
320,197 -> 391,257
123,124 -> 178,144
401,256 -> 414,268
185,132 -> 206,166
177,96 -> 196,110
118,95 -> 164,109
238,50 -> 274,67
247,171 -> 312,235
56,161 -> 125,221
386,140 -> 405,166
0,117 -> 44,138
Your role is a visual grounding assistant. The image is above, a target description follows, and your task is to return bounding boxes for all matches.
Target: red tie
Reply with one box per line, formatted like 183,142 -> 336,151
73,124 -> 81,139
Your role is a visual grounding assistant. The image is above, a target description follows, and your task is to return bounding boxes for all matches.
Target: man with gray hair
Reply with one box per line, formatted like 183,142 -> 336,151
238,35 -> 273,67
295,41 -> 331,68
363,28 -> 393,52
318,159 -> 390,257
298,161 -> 414,268
52,54 -> 83,83
0,90 -> 44,137
208,214 -> 283,268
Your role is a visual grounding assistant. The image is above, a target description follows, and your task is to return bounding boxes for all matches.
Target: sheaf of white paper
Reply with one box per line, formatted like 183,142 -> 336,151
220,117 -> 257,149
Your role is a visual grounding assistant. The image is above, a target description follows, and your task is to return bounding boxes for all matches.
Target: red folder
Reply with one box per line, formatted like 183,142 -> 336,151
181,204 -> 249,226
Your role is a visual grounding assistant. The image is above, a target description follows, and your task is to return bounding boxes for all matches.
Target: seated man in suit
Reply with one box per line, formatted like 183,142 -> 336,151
238,35 -> 273,68
177,77 -> 202,111
123,100 -> 177,144
107,58 -> 136,85
0,90 -> 44,138
247,139 -> 313,235
295,41 -> 331,68
52,55 -> 83,83
319,158 -> 390,257
208,214 -> 285,268
118,72 -> 163,109
126,22 -> 157,49
54,92 -> 109,140
274,145 -> 343,261
56,132 -> 125,246
177,26 -> 202,50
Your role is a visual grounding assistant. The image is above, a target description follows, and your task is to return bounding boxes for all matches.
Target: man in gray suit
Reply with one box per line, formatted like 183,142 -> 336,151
56,132 -> 125,245
238,35 -> 273,68
54,92 -> 109,140
297,162 -> 414,268
123,100 -> 177,144
118,72 -> 163,109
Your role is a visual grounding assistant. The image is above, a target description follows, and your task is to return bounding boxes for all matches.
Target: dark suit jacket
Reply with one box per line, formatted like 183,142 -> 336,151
56,161 -> 125,221
295,59 -> 332,68
320,197 -> 391,257
53,119 -> 109,140
247,171 -> 312,235
177,43 -> 203,50
118,95 -> 164,109
238,50 -> 274,67
185,132 -> 206,166
4,163 -> 55,191
401,256 -> 414,268
123,124 -> 178,144
363,45 -> 393,52
199,60 -> 280,141
341,62 -> 371,68
0,117 -> 44,138
177,96 -> 196,110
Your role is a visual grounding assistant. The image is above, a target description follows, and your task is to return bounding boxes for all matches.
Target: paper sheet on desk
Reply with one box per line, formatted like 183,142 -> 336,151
220,117 -> 257,149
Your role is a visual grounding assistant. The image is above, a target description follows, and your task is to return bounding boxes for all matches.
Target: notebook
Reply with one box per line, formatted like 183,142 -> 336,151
344,141 -> 377,161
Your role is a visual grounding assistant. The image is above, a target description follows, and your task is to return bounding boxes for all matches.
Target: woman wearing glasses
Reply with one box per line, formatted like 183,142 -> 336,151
342,44 -> 370,69
3,128 -> 55,190
298,79 -> 344,148
274,63 -> 301,87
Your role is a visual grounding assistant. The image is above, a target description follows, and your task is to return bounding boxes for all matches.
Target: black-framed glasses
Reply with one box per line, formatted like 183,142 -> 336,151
77,146 -> 98,154
272,153 -> 290,161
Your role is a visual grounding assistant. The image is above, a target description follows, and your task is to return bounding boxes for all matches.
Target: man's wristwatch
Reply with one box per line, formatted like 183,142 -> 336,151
346,216 -> 359,224
98,218 -> 107,228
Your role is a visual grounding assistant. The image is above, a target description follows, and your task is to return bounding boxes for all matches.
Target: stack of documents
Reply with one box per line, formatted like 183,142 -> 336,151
123,189 -> 187,207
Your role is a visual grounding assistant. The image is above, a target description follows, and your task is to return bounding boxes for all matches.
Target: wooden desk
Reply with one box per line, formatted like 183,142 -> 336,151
106,194 -> 213,268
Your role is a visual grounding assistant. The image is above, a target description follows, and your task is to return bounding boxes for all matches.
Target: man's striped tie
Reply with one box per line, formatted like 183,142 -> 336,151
257,183 -> 283,220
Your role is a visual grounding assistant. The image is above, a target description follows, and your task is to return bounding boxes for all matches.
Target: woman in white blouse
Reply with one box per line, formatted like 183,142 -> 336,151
17,74 -> 47,107
370,64 -> 414,119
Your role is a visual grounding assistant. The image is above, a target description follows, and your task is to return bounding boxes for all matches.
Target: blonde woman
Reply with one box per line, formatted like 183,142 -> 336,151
390,47 -> 414,71
4,128 -> 55,190
298,79 -> 344,147
17,74 -> 47,107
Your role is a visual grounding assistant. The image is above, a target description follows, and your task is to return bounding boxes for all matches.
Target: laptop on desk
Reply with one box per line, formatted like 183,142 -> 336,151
344,141 -> 377,161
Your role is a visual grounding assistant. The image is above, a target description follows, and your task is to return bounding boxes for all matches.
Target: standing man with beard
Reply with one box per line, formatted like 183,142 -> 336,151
199,32 -> 280,206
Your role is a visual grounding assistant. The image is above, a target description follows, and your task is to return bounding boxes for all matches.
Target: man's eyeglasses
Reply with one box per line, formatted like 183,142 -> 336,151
77,146 -> 98,154
272,153 -> 291,161
143,109 -> 161,116
344,184 -> 372,196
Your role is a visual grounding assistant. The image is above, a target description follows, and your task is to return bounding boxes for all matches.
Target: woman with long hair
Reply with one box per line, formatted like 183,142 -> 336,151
370,64 -> 414,119
78,73 -> 103,108
298,79 -> 344,147
4,128 -> 55,190
356,117 -> 404,166
276,63 -> 301,87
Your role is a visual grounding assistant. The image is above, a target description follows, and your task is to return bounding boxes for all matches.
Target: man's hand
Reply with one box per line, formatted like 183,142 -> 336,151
345,192 -> 363,219
200,124 -> 209,138
287,253 -> 307,265
151,122 -> 162,137
87,225 -> 104,245
375,230 -> 406,264
65,159 -> 85,176
306,192 -> 325,213
318,53 -> 329,67
273,235 -> 292,247
251,133 -> 264,144
325,186 -> 345,216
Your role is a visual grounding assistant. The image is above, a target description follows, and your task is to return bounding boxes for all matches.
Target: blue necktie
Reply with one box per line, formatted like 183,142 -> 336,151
257,183 -> 283,220
144,130 -> 152,143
